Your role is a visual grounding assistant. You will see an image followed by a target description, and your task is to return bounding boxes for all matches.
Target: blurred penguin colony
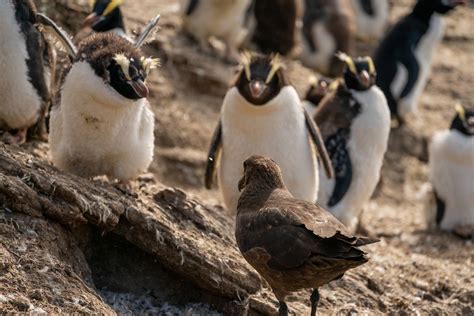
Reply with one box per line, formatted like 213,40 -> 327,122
0,0 -> 472,314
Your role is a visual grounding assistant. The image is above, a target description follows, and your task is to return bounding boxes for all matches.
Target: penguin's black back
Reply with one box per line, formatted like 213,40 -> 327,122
13,0 -> 49,103
373,13 -> 429,116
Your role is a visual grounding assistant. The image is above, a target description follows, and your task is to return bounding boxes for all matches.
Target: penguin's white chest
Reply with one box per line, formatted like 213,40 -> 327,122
218,87 -> 318,213
0,1 -> 42,129
429,130 -> 474,230
318,87 -> 391,230
392,15 -> 445,119
49,62 -> 155,181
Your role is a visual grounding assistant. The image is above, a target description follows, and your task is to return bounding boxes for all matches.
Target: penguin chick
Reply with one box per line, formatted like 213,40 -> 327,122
249,0 -> 298,55
315,53 -> 391,231
41,14 -> 160,183
79,0 -> 130,41
303,75 -> 336,117
205,53 -> 333,213
429,104 -> 474,237
0,0 -> 54,145
351,0 -> 390,41
374,0 -> 466,125
300,0 -> 355,77
236,155 -> 378,316
182,0 -> 250,61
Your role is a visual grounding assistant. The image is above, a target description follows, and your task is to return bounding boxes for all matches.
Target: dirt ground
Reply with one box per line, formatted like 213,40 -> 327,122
1,0 -> 473,315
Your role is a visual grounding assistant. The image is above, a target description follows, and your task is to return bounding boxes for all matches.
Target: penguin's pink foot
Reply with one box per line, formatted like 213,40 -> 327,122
1,128 -> 27,145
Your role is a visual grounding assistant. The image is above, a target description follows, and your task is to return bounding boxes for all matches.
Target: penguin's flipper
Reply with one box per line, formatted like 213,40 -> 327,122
433,190 -> 445,226
40,32 -> 57,97
36,13 -> 77,59
304,109 -> 334,179
359,0 -> 375,16
205,120 -> 222,189
398,50 -> 419,99
186,0 -> 199,16
326,129 -> 352,207
134,14 -> 161,48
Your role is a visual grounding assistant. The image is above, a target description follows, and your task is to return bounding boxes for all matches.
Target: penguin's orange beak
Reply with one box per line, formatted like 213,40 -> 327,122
130,79 -> 149,98
359,70 -> 371,88
249,80 -> 265,99
83,13 -> 103,27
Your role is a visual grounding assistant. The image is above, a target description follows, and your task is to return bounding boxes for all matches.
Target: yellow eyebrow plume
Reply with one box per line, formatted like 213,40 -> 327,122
266,54 -> 284,84
455,103 -> 466,121
103,0 -> 124,16
113,53 -> 131,80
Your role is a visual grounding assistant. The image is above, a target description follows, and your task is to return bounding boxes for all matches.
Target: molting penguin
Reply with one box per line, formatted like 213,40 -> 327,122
429,104 -> 474,237
249,0 -> 298,55
182,0 -> 250,60
205,53 -> 333,213
235,155 -> 377,316
300,0 -> 355,77
303,75 -> 335,117
0,0 -> 55,144
81,0 -> 129,40
374,0 -> 466,124
351,0 -> 390,41
315,53 -> 391,231
39,14 -> 160,184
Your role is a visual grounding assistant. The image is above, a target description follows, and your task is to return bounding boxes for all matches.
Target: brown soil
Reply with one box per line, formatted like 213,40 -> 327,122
1,0 -> 473,315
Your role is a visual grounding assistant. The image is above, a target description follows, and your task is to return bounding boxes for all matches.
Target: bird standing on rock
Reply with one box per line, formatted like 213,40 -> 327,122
235,155 -> 377,316
315,53 -> 390,231
39,13 -> 160,186
0,0 -> 55,144
429,104 -> 474,238
205,53 -> 333,213
374,0 -> 466,125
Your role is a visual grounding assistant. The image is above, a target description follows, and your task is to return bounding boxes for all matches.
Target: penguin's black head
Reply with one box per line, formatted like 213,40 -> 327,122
235,53 -> 290,106
337,53 -> 376,91
450,104 -> 474,136
435,0 -> 466,13
83,0 -> 125,32
77,34 -> 159,100
304,76 -> 335,107
414,0 -> 466,16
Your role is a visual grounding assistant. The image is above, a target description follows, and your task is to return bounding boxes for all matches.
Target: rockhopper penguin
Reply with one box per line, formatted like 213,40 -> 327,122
0,0 -> 55,144
235,155 -> 378,316
300,0 -> 355,77
315,53 -> 391,231
205,53 -> 333,213
429,104 -> 474,237
374,0 -> 466,124
39,13 -> 160,184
